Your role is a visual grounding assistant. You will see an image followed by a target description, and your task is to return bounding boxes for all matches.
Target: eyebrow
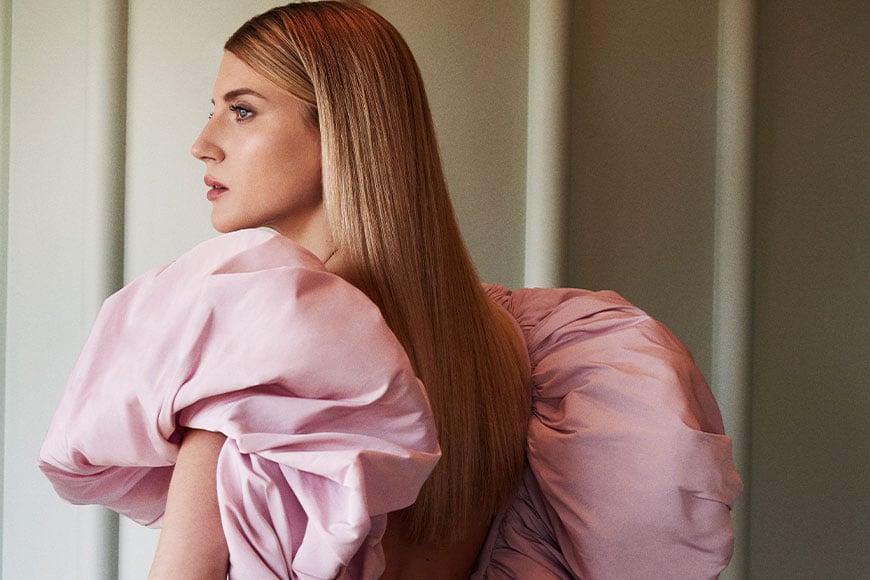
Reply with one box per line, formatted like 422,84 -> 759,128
211,88 -> 267,104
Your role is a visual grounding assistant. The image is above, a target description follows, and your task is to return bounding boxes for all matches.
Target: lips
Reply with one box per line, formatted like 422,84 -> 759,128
205,176 -> 228,201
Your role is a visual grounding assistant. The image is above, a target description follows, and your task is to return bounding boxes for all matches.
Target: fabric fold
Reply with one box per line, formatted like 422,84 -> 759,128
39,229 -> 740,578
476,284 -> 742,579
39,229 -> 440,579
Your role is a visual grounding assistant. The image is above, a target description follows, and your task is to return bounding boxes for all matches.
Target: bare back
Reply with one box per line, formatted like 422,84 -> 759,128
380,515 -> 491,579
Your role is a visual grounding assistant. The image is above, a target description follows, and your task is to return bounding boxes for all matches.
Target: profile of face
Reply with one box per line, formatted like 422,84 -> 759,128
191,51 -> 332,260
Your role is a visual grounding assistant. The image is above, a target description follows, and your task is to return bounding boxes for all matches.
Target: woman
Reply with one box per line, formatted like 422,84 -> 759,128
41,2 -> 741,579
44,2 -> 528,577
154,2 -> 530,578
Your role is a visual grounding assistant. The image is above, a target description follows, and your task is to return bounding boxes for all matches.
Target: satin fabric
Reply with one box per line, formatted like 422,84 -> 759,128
473,285 -> 742,579
38,229 -> 440,579
40,228 -> 741,578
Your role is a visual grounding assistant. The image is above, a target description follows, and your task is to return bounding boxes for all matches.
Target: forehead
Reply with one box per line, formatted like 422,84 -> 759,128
213,51 -> 276,97
210,50 -> 319,130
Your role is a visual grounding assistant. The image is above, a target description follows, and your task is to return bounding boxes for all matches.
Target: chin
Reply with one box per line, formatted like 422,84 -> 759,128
211,216 -> 247,234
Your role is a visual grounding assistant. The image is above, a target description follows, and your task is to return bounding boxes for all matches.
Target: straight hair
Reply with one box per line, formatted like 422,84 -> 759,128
226,1 -> 530,543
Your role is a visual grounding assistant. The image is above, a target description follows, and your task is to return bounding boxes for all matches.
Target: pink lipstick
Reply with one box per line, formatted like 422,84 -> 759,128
205,176 -> 227,201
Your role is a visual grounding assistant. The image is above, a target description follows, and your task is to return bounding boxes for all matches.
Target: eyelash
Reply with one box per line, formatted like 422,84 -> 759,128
207,105 -> 254,121
229,105 -> 254,121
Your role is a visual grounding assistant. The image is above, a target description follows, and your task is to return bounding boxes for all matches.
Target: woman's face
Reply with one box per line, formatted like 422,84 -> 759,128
192,51 -> 330,259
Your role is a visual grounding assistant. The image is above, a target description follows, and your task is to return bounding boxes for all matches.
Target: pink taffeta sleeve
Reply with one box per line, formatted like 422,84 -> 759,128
477,285 -> 742,579
38,229 -> 440,579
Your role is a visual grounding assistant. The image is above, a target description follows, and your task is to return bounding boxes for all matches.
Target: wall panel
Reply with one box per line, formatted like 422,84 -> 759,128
524,0 -> 572,287
750,1 -> 870,577
712,1 -> 756,576
569,0 -> 719,377
0,0 -> 10,566
3,1 -> 110,577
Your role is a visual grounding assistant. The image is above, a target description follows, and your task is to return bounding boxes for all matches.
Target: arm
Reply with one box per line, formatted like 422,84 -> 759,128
148,429 -> 229,580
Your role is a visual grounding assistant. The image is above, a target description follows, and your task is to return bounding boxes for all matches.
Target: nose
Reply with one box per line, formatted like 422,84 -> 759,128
191,120 -> 224,163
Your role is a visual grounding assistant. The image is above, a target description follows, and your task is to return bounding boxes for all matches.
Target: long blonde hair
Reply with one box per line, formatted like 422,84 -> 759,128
226,1 -> 529,543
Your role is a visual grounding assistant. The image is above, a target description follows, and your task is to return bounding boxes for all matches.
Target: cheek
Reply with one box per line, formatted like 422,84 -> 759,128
236,138 -> 283,189
238,126 -> 322,200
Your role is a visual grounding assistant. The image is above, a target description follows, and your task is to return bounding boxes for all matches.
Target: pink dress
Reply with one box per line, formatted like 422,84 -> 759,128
473,285 -> 742,578
38,229 -> 441,579
39,229 -> 741,579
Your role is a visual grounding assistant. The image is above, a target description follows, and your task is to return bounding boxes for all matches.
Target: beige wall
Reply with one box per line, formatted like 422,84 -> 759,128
1,1 -> 866,578
567,2 -> 869,578
750,1 -> 869,577
569,0 -> 719,376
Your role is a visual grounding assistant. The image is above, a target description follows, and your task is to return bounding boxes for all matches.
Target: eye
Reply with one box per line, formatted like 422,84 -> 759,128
229,105 -> 254,121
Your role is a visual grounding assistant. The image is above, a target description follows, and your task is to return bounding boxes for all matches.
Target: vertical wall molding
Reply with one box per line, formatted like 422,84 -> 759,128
82,0 -> 128,577
0,0 -> 13,568
524,0 -> 572,288
85,0 -> 127,310
713,1 -> 756,578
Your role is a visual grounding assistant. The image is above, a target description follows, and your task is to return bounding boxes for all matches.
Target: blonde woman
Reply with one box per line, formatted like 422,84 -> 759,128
40,3 -> 741,579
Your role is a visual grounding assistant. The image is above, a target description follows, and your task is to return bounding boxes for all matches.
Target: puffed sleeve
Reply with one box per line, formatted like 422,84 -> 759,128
478,285 -> 742,579
38,229 -> 440,579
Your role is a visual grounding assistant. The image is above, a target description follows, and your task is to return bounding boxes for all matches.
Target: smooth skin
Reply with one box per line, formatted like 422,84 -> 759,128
191,51 -> 333,261
148,430 -> 228,580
